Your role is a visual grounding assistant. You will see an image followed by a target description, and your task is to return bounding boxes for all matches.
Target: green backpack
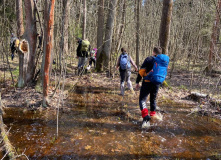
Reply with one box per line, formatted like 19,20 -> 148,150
81,40 -> 90,52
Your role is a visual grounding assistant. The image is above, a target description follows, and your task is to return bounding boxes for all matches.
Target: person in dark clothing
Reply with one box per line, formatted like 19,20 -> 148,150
10,33 -> 18,60
116,48 -> 138,96
136,46 -> 162,128
76,38 -> 91,74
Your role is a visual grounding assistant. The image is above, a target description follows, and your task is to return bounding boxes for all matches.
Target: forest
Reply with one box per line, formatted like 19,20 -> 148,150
0,0 -> 220,159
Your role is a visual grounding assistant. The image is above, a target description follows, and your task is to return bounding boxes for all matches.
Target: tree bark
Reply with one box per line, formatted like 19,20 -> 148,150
96,0 -> 104,71
103,0 -> 118,71
59,0 -> 70,69
17,40 -> 29,88
115,0 -> 126,55
82,0 -> 87,39
136,0 -> 140,68
16,0 -> 24,38
208,0 -> 221,72
159,0 -> 173,54
23,0 -> 37,82
43,0 -> 55,107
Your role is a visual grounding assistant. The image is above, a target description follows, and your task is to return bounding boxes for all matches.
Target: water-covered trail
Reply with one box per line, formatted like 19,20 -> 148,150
2,77 -> 221,159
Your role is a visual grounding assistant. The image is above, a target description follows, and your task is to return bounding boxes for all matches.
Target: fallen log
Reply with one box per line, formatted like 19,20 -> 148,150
0,92 -> 16,159
185,92 -> 221,108
185,92 -> 209,102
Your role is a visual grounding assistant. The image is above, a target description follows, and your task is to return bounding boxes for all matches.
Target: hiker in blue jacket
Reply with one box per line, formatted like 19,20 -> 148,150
116,48 -> 138,96
136,46 -> 169,128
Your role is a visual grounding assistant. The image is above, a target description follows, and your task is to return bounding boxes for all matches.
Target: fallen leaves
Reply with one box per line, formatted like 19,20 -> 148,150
85,145 -> 91,150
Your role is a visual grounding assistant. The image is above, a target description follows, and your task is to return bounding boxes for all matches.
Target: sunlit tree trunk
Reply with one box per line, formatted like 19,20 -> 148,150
23,0 -> 37,82
59,0 -> 70,68
16,0 -> 24,38
96,0 -> 104,71
17,0 -> 37,87
159,0 -> 173,54
82,0 -> 87,39
103,0 -> 118,71
136,0 -> 140,68
208,0 -> 221,72
43,0 -> 55,107
115,0 -> 126,54
16,0 -> 26,88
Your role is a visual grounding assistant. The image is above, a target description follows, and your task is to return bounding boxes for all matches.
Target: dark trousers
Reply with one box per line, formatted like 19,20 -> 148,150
139,81 -> 159,112
11,45 -> 16,60
89,57 -> 96,67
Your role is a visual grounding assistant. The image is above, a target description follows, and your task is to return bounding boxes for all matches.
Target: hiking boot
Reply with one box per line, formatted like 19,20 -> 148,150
87,65 -> 91,70
142,115 -> 151,129
150,111 -> 156,117
150,112 -> 163,121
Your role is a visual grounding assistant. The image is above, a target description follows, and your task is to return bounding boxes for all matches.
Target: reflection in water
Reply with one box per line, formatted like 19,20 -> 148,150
2,86 -> 221,159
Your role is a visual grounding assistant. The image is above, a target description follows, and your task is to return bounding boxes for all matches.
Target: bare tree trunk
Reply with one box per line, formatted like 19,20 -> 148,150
16,0 -> 26,88
43,0 -> 55,107
136,0 -> 140,68
82,0 -> 87,39
17,40 -> 29,88
208,0 -> 221,72
59,0 -> 70,69
16,0 -> 24,38
159,0 -> 173,54
115,0 -> 126,55
23,0 -> 37,82
103,0 -> 118,71
96,0 -> 104,71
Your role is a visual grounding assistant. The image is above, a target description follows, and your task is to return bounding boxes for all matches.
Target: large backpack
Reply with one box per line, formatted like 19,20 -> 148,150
81,40 -> 90,52
120,53 -> 131,70
145,54 -> 169,85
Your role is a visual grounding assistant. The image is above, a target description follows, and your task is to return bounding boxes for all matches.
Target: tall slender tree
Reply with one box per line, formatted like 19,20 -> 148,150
102,0 -> 118,71
16,0 -> 37,87
59,0 -> 70,68
82,0 -> 87,39
159,0 -> 173,54
16,0 -> 24,38
23,0 -> 38,82
43,0 -> 55,107
208,0 -> 221,72
96,0 -> 104,71
136,0 -> 140,68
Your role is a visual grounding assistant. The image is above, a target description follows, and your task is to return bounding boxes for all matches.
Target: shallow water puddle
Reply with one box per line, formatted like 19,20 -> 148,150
2,86 -> 221,159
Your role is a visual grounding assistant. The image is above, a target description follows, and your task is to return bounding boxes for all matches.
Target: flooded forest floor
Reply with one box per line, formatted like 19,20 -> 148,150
0,66 -> 221,159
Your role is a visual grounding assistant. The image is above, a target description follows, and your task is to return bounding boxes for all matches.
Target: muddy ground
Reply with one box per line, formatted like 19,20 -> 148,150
0,59 -> 221,159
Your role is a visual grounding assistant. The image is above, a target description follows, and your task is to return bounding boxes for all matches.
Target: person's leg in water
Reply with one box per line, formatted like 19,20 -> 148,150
11,45 -> 16,60
120,70 -> 126,95
87,58 -> 92,70
139,82 -> 151,128
125,70 -> 134,93
92,58 -> 96,68
149,84 -> 160,119
78,57 -> 85,75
